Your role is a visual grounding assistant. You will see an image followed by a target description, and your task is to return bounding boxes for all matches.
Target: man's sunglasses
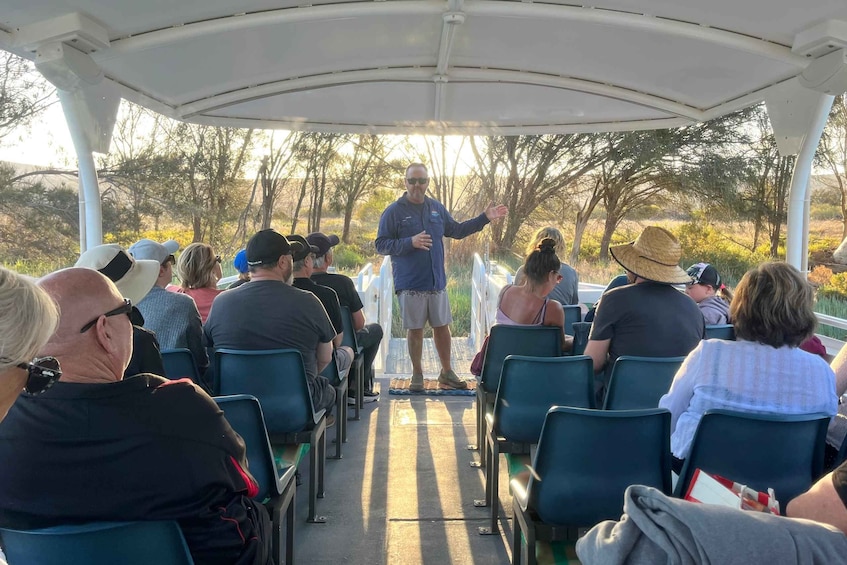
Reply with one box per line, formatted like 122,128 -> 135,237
18,356 -> 62,395
406,178 -> 429,185
79,299 -> 133,333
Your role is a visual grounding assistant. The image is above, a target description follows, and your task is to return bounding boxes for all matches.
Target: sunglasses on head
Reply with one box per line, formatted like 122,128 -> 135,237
17,356 -> 62,395
79,298 -> 133,334
406,177 -> 429,185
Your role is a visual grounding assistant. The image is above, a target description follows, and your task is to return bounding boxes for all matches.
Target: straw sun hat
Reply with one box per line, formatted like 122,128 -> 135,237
75,244 -> 160,304
609,226 -> 691,284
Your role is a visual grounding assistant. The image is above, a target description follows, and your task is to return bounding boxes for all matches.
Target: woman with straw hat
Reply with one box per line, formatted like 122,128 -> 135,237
584,226 -> 705,393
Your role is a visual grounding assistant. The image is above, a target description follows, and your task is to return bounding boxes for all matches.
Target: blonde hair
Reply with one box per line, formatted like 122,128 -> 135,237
526,226 -> 566,257
176,243 -> 219,289
0,267 -> 59,371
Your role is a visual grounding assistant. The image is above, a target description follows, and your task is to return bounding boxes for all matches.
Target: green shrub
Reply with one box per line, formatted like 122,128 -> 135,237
333,244 -> 368,272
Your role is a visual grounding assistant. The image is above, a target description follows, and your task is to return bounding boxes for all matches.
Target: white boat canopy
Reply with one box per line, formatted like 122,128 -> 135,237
2,0 -> 847,262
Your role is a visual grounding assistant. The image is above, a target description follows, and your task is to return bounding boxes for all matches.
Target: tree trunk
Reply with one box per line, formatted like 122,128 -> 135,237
598,214 -> 617,262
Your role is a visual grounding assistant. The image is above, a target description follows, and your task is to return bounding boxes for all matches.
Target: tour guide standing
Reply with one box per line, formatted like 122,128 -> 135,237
376,163 -> 508,391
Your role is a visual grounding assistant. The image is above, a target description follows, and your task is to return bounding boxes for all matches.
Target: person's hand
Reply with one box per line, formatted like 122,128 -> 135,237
485,203 -> 508,221
412,231 -> 432,250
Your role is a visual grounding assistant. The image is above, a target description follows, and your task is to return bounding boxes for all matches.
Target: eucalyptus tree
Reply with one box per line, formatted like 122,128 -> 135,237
469,134 -> 604,250
817,94 -> 847,238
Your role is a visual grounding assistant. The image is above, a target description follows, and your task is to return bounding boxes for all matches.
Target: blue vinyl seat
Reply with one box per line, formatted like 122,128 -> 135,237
477,355 -> 594,535
340,306 -> 364,419
472,325 -> 562,470
215,348 -> 327,523
561,304 -> 582,336
320,354 -> 348,459
704,324 -> 736,340
160,348 -> 203,386
214,395 -> 297,565
674,409 -> 830,505
511,407 -> 671,565
0,521 -> 193,565
602,355 -> 685,410
570,321 -> 592,356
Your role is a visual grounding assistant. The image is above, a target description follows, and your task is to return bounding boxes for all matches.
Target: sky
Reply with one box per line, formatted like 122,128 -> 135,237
0,97 -> 77,168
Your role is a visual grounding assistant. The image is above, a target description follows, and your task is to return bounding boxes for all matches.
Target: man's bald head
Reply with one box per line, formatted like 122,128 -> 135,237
37,268 -> 133,383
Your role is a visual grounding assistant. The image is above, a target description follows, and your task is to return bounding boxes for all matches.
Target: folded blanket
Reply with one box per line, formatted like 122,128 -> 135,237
576,484 -> 847,565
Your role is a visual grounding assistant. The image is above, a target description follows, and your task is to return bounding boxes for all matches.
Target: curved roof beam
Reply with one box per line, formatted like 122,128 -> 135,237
186,112 -> 692,135
178,67 -> 706,121
98,1 -> 808,70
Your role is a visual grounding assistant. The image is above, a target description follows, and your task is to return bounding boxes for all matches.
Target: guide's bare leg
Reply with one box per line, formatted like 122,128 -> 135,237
434,324 -> 466,389
408,328 -> 425,391
432,324 -> 453,373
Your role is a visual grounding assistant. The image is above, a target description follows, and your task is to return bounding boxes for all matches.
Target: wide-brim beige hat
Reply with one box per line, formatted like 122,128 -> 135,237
609,226 -> 691,284
75,244 -> 160,304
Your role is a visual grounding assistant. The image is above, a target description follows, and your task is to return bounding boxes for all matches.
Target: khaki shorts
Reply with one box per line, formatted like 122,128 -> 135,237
398,290 -> 452,330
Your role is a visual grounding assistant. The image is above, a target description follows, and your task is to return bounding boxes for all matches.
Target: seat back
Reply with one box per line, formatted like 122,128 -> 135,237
603,356 -> 685,410
215,349 -> 316,435
528,407 -> 671,527
495,355 -> 594,444
340,306 -> 359,351
570,321 -> 592,356
704,324 -> 736,340
562,304 -> 582,336
160,349 -> 200,383
0,521 -> 193,565
676,409 -> 829,504
214,394 -> 281,501
480,325 -> 562,394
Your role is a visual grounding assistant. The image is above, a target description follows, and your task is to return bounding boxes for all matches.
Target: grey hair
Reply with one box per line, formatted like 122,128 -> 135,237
0,267 -> 59,371
293,257 -> 309,272
313,252 -> 330,270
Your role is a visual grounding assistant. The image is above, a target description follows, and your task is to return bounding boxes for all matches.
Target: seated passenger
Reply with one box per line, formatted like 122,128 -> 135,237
0,268 -> 271,564
584,226 -> 704,381
172,242 -> 223,323
513,226 -> 579,306
228,248 -> 251,289
289,234 -> 353,380
130,238 -> 209,375
0,266 -> 59,421
204,230 -> 337,421
495,238 -> 570,351
685,262 -> 732,325
309,231 -> 384,399
659,261 -> 838,462
75,244 -> 164,378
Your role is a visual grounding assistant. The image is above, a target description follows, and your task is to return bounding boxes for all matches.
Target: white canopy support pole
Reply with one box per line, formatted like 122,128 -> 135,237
785,94 -> 834,271
58,89 -> 102,252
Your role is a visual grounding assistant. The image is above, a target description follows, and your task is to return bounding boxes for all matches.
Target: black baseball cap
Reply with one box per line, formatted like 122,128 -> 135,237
246,229 -> 303,266
287,234 -> 320,262
307,232 -> 340,257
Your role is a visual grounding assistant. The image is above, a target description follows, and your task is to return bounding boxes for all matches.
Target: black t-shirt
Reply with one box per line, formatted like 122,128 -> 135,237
292,277 -> 343,334
311,271 -> 364,313
204,279 -> 335,379
589,281 -> 705,366
0,375 -> 269,564
832,461 -> 847,509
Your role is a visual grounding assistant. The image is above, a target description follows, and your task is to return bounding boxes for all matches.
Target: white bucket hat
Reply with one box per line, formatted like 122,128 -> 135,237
75,244 -> 159,304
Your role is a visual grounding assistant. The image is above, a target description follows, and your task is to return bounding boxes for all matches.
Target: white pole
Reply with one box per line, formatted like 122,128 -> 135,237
58,89 -> 103,252
786,94 -> 834,271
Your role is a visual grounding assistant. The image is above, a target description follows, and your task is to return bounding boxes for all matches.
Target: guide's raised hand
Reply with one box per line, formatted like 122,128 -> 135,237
484,203 -> 509,222
412,231 -> 433,250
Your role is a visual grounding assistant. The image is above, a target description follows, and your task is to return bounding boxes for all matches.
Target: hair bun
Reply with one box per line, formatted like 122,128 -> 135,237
537,238 -> 556,253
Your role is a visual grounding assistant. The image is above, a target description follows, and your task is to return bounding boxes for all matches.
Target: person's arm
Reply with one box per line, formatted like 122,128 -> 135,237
375,206 -> 415,256
441,200 -> 494,239
658,344 -> 702,431
584,339 -> 610,372
352,308 -> 365,331
186,302 -> 209,369
332,332 -> 343,349
832,344 -> 847,396
316,341 -> 333,374
787,472 -> 847,535
543,300 -> 572,352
